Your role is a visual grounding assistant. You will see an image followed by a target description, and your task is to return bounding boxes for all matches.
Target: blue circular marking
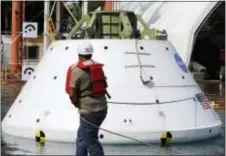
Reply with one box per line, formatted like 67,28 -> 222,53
174,53 -> 188,73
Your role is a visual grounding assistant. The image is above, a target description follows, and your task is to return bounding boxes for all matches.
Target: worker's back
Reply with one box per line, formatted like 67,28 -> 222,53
71,66 -> 107,115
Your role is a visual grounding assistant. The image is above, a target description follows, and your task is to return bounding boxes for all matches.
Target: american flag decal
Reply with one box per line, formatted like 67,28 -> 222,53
195,93 -> 211,110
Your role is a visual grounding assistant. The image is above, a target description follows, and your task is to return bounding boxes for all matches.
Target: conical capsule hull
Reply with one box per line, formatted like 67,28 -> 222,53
2,40 -> 222,144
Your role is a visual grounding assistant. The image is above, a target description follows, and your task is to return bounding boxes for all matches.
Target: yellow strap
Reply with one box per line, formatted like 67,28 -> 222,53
46,16 -> 56,42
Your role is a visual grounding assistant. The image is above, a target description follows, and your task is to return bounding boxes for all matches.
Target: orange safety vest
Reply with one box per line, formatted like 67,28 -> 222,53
65,63 -> 77,95
65,60 -> 110,98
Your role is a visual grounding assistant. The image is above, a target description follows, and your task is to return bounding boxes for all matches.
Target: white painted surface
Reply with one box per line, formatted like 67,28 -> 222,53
1,35 -> 11,65
43,1 -> 50,53
56,2 -> 61,32
82,1 -> 88,15
120,0 -> 220,65
2,40 -> 222,144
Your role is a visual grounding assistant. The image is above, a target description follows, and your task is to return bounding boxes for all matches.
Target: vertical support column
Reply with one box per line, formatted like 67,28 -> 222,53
19,1 -> 25,73
43,0 -> 50,55
113,1 -> 116,10
82,0 -> 88,27
19,1 -> 25,72
4,3 -> 9,30
56,2 -> 61,32
0,2 -> 3,66
11,1 -> 20,72
82,0 -> 88,15
22,1 -> 25,61
116,1 -> 121,10
113,1 -> 120,10
60,2 -> 65,18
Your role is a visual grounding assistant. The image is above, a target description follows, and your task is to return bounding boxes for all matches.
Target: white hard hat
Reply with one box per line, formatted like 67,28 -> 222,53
77,41 -> 94,55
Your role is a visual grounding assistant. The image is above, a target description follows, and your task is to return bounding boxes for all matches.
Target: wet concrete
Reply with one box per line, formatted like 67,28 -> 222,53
1,83 -> 25,156
1,81 -> 225,155
1,83 -> 24,121
198,81 -> 225,112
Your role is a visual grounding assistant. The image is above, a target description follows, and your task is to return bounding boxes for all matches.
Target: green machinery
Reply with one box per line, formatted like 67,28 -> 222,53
64,10 -> 167,40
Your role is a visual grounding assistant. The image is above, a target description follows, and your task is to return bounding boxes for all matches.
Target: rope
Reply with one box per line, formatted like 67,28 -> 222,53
133,38 -> 170,140
78,91 -> 193,155
80,115 -> 180,155
107,97 -> 194,105
155,84 -> 197,88
29,9 -> 44,22
11,33 -> 23,44
135,39 -> 143,78
80,116 -> 155,147
134,39 -> 152,85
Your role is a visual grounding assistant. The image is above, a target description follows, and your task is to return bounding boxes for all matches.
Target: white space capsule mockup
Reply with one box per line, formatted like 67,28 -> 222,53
2,11 -> 222,144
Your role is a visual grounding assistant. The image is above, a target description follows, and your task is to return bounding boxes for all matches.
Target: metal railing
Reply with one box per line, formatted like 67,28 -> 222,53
1,64 -> 23,84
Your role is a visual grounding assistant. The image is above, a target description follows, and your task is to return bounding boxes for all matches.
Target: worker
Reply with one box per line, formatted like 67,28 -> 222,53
66,41 -> 110,156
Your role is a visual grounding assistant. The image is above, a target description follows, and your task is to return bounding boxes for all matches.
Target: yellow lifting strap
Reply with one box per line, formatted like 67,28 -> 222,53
46,15 -> 56,42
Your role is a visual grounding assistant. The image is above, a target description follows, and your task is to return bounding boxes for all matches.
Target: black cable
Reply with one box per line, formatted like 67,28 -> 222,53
80,116 -> 155,147
79,94 -> 195,155
1,35 -> 4,65
80,115 -> 180,155
107,97 -> 194,105
1,35 -> 4,54
28,9 -> 44,22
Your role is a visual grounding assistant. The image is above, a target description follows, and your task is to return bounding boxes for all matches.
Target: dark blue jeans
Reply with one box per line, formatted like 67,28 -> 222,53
76,108 -> 107,156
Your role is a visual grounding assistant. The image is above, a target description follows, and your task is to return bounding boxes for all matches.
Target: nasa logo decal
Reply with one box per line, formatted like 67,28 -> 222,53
174,53 -> 188,73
